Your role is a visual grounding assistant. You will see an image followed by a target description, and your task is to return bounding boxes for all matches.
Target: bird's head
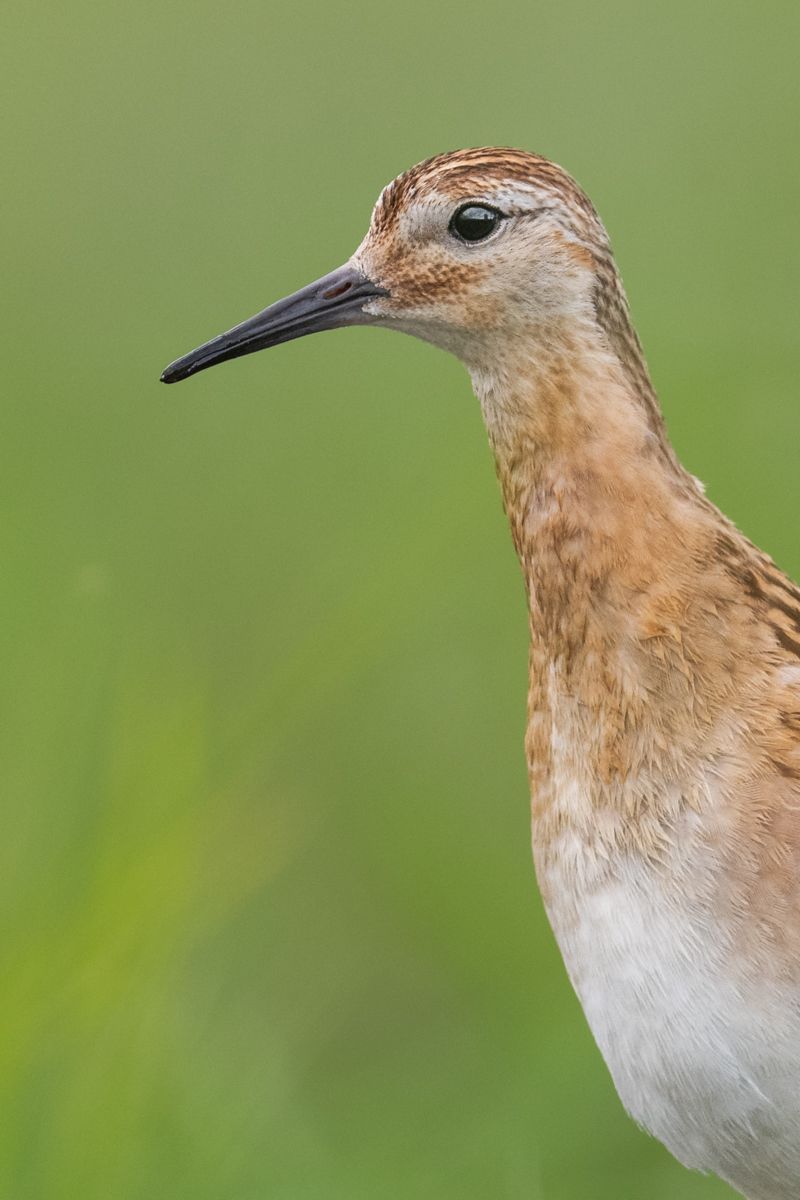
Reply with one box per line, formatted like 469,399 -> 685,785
161,148 -> 613,384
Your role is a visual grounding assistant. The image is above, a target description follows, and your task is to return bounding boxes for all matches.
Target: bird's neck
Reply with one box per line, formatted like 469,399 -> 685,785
470,319 -> 751,860
470,316 -> 695,578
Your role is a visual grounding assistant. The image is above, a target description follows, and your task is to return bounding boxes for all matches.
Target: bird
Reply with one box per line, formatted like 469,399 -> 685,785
161,148 -> 800,1200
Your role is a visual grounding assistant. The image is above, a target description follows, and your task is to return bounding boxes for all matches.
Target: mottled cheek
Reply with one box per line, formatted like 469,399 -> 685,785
360,239 -> 491,313
389,256 -> 490,305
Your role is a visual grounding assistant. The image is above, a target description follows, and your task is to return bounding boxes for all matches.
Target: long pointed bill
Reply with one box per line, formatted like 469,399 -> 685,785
160,264 -> 388,384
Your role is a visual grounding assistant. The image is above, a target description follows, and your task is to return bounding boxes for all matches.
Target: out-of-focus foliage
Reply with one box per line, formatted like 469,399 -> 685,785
2,1 -> 798,1195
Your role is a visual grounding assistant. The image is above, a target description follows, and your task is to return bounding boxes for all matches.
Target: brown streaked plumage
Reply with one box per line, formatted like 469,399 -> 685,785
161,148 -> 800,1200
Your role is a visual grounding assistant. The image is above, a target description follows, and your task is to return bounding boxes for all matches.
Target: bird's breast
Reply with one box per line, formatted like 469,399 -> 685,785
533,775 -> 800,1200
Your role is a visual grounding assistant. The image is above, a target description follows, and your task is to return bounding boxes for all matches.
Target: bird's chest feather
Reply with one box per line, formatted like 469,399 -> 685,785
531,747 -> 800,1200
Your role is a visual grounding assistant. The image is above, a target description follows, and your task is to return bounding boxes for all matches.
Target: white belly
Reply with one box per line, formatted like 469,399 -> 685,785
537,843 -> 800,1200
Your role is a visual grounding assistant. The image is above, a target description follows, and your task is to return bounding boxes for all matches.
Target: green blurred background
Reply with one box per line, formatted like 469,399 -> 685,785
2,1 -> 799,1196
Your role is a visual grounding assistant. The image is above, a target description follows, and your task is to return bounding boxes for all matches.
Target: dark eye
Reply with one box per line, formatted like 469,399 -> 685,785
449,203 -> 503,243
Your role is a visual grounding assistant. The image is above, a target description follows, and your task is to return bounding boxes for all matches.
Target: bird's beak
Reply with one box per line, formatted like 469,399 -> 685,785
160,263 -> 389,384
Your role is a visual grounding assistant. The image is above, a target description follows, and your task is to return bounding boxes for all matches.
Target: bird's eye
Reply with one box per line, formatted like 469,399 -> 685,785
449,204 -> 503,243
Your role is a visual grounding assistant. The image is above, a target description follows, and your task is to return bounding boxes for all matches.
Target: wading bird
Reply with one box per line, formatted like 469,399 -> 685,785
162,149 -> 800,1200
